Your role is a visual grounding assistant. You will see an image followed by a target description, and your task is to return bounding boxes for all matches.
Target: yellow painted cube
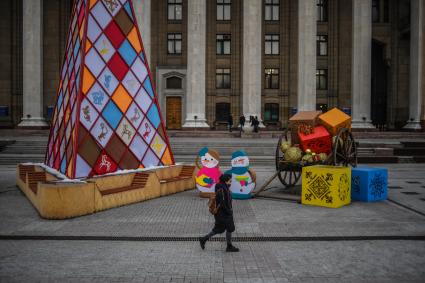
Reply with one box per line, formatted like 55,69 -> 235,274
302,165 -> 351,208
318,108 -> 351,136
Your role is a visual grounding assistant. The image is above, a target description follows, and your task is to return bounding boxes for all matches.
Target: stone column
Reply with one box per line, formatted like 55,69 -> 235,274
133,0 -> 151,64
183,0 -> 209,128
19,0 -> 47,127
297,0 -> 316,111
242,0 -> 264,127
351,0 -> 374,128
404,0 -> 423,130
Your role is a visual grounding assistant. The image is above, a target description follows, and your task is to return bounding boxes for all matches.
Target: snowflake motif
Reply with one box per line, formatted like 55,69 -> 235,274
352,175 -> 361,194
370,173 -> 386,198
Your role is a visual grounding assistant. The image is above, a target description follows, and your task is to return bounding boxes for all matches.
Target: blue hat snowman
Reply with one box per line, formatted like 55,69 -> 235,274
225,150 -> 256,199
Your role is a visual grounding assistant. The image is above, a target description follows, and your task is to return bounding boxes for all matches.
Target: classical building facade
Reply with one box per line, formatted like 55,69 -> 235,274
0,0 -> 424,130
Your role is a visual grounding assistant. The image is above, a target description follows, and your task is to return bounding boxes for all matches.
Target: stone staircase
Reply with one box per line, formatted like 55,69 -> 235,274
1,136 -> 424,166
395,141 -> 425,163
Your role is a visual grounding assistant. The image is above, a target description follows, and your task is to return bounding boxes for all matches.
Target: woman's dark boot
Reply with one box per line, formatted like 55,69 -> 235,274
226,244 -> 239,252
199,237 -> 207,250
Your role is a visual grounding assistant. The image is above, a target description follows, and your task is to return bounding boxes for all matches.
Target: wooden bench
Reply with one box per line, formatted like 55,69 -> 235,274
159,165 -> 195,183
100,172 -> 150,196
27,171 -> 47,194
19,164 -> 35,183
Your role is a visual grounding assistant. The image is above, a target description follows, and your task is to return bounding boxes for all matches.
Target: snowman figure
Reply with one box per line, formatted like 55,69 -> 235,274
195,147 -> 222,194
225,150 -> 256,199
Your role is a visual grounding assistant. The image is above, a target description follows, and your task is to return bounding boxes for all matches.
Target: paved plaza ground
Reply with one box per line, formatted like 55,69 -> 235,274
1,159 -> 425,282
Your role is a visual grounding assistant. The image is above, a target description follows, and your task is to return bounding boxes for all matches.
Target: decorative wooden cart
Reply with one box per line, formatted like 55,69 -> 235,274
252,128 -> 357,198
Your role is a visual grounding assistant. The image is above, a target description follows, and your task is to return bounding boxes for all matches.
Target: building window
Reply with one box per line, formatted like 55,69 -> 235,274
372,0 -> 379,23
265,0 -> 279,21
216,34 -> 231,55
372,0 -> 389,23
265,34 -> 279,55
264,103 -> 279,122
383,0 -> 389,22
316,103 -> 328,112
317,0 -> 328,22
166,76 -> 182,89
167,33 -> 182,54
217,0 -> 231,21
216,68 -> 231,89
265,68 -> 279,89
316,35 -> 327,56
216,103 -> 231,122
168,0 -> 182,20
316,69 -> 328,90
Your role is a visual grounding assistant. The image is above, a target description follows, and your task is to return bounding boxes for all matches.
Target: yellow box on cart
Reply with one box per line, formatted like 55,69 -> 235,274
302,165 -> 351,208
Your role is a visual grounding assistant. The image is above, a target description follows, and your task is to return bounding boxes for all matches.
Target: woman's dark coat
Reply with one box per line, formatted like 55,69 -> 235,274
213,182 -> 235,233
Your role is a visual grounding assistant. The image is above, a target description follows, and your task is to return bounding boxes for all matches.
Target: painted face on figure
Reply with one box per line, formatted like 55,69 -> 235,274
225,179 -> 232,186
201,153 -> 219,168
231,156 -> 249,168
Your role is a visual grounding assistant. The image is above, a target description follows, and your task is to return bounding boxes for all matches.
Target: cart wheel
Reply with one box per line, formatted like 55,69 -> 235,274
275,130 -> 288,171
277,168 -> 301,187
332,128 -> 357,167
275,130 -> 301,187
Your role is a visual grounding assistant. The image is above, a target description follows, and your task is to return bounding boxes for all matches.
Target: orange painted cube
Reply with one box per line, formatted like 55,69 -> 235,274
319,108 -> 351,136
298,126 -> 332,154
289,111 -> 322,144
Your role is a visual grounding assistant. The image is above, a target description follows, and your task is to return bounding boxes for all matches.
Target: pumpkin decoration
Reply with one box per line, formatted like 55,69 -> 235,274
318,153 -> 328,162
280,141 -> 292,153
284,146 -> 302,162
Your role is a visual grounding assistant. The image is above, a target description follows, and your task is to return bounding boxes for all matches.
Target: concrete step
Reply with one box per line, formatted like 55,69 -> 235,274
394,148 -> 425,156
401,141 -> 425,147
1,136 -> 425,165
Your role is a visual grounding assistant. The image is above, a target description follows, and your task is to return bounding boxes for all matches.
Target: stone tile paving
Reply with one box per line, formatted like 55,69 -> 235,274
0,240 -> 424,282
0,163 -> 424,282
1,165 -> 425,238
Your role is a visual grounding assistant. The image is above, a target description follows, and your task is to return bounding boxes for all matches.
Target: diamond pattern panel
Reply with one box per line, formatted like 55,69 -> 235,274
80,98 -> 99,131
107,53 -> 128,80
91,1 -> 112,29
102,100 -> 122,129
102,0 -> 122,16
122,70 -> 140,97
125,102 -> 143,129
115,7 -> 133,35
118,39 -> 137,67
87,82 -> 109,112
112,84 -> 132,113
117,117 -> 136,145
131,57 -> 147,85
139,117 -> 155,144
85,48 -> 105,77
91,116 -> 114,148
99,67 -> 119,95
134,87 -> 152,114
129,134 -> 147,160
104,20 -> 125,49
46,0 -> 174,178
94,33 -> 115,62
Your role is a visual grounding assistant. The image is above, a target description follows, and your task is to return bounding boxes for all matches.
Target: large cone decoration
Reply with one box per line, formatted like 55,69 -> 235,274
45,0 -> 174,178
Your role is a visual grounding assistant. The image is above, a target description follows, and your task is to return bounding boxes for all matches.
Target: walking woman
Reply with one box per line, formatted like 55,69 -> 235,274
200,174 -> 239,252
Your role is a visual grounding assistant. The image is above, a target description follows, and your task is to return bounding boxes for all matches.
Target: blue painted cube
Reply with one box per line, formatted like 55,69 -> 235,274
351,167 -> 388,202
